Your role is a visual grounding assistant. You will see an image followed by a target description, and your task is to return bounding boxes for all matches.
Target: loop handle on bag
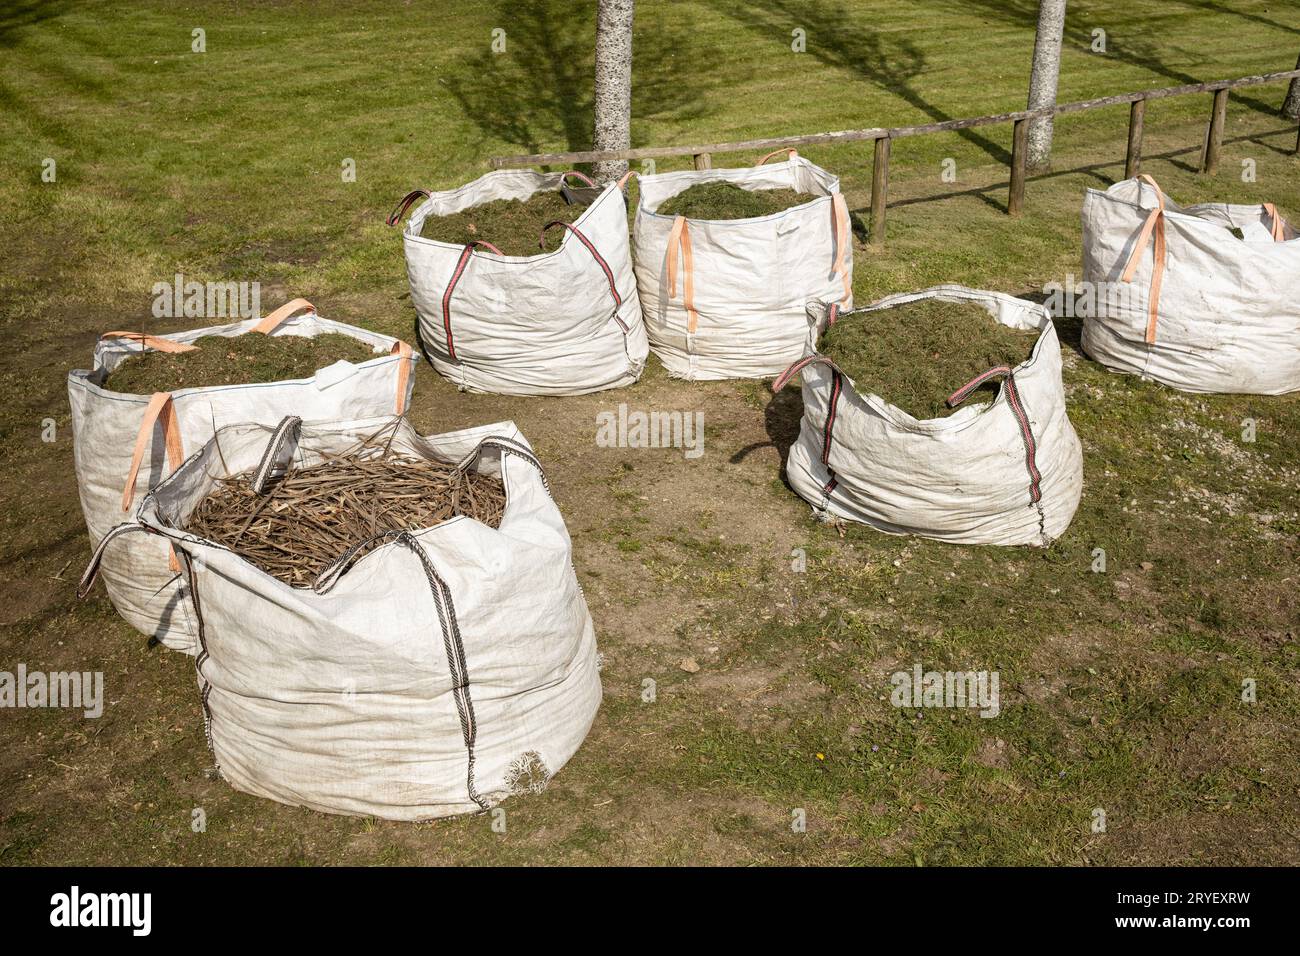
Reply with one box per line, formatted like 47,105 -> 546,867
539,220 -> 628,331
78,524 -> 151,599
772,354 -> 842,393
118,392 -> 185,572
1263,202 -> 1288,241
1133,173 -> 1165,199
819,367 -> 845,468
99,332 -> 198,354
439,245 -> 478,362
250,416 -> 303,495
560,170 -> 598,206
771,352 -> 844,493
456,436 -> 549,490
1120,174 -> 1167,344
251,298 -> 316,335
313,529 -> 404,594
665,215 -> 699,334
830,193 -> 852,302
947,365 -> 1042,505
314,435 -> 550,595
617,169 -> 636,190
437,243 -> 508,362
387,189 -> 430,226
947,365 -> 1013,408
104,296 -> 317,355
756,147 -> 799,166
121,392 -> 184,512
391,341 -> 414,413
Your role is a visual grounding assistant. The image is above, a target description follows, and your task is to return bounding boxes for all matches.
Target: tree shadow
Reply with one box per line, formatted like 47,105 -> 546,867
0,0 -> 69,49
730,384 -> 803,471
1242,127 -> 1300,156
716,0 -> 1012,164
960,0 -> 1292,120
1171,0 -> 1300,37
886,124 -> 1298,217
445,0 -> 718,162
1020,289 -> 1086,357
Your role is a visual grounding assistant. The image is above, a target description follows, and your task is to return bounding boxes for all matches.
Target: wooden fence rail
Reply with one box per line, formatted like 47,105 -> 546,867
490,68 -> 1300,246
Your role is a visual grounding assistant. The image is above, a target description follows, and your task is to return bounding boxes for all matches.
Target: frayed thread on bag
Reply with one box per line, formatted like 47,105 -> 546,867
505,751 -> 551,796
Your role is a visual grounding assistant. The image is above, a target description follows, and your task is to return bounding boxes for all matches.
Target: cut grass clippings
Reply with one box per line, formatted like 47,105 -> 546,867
102,333 -> 379,393
818,299 -> 1041,420
419,190 -> 585,256
657,181 -> 810,220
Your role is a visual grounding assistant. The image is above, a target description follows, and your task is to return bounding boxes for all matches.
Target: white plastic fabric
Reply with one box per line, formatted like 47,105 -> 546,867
68,312 -> 418,654
399,169 -> 648,395
1081,177 -> 1299,394
126,416 -> 600,821
783,286 -> 1083,546
632,153 -> 854,379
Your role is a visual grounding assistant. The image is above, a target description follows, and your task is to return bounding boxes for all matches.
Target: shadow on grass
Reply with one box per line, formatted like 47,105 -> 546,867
1019,289 -> 1086,357
716,0 -> 1012,165
960,0 -> 1294,120
731,383 -> 803,474
1170,0 -> 1300,37
882,125 -> 1299,215
445,0 -> 718,164
0,0 -> 68,49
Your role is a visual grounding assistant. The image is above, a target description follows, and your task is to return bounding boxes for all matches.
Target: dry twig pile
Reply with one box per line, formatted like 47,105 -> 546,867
187,452 -> 507,587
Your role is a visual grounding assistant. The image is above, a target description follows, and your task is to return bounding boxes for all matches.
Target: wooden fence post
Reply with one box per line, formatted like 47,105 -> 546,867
1125,98 -> 1146,179
870,136 -> 891,245
1202,88 -> 1229,174
1008,117 -> 1028,217
488,68 -> 1300,237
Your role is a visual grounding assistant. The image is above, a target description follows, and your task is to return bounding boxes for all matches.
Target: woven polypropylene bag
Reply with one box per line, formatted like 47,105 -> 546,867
68,299 -> 418,654
393,169 -> 648,395
82,416 -> 601,821
776,286 -> 1083,546
1081,175 -> 1299,394
632,150 -> 854,380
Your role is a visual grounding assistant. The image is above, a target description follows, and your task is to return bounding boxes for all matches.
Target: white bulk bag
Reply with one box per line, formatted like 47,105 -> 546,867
392,169 -> 648,396
1081,175 -> 1299,394
632,149 -> 853,380
81,416 -> 601,821
68,299 -> 418,655
776,287 -> 1083,546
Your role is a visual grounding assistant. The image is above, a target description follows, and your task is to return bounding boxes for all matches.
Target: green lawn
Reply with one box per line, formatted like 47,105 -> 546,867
1,0 -> 1298,865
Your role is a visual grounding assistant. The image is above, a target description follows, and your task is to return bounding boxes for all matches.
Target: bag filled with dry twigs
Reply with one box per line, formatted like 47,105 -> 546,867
188,427 -> 508,587
81,415 -> 600,821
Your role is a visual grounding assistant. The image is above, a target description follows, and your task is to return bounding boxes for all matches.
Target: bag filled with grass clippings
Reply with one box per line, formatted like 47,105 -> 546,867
775,286 -> 1082,546
633,148 -> 853,380
1081,175 -> 1299,394
69,298 -> 418,653
390,169 -> 647,396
